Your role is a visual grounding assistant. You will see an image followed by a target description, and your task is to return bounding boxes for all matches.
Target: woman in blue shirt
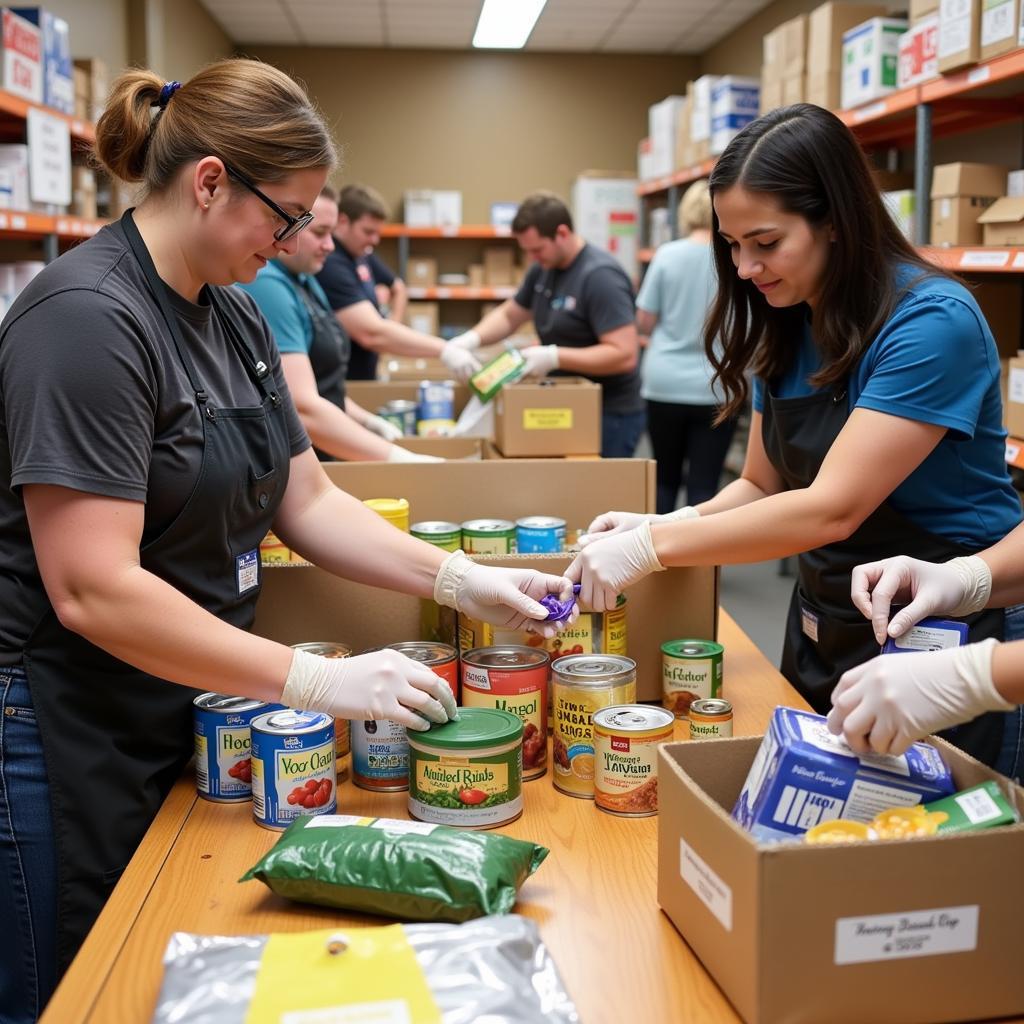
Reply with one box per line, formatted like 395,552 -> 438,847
569,104 -> 1023,776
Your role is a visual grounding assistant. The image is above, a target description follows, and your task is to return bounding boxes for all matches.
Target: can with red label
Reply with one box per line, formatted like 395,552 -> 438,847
386,640 -> 459,702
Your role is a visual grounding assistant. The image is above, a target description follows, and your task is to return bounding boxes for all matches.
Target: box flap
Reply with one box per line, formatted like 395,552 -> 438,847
977,195 -> 1024,226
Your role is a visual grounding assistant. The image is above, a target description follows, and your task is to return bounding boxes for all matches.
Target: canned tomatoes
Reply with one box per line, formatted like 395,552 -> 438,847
192,693 -> 270,802
250,709 -> 336,830
593,705 -> 674,817
352,718 -> 409,791
461,645 -> 549,779
410,520 -> 462,552
291,641 -> 352,778
515,516 -> 566,553
386,640 -> 459,702
688,698 -> 734,739
661,639 -> 724,718
408,708 -> 523,829
552,654 -> 637,799
461,518 -> 516,555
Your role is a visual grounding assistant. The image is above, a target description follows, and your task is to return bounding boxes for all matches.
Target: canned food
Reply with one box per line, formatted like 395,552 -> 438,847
193,693 -> 270,802
386,640 -> 459,702
377,406 -> 408,435
250,709 -> 336,830
364,497 -> 410,533
515,516 -> 566,553
461,518 -> 516,555
291,642 -> 352,778
408,708 -> 523,829
385,398 -> 418,435
461,645 -> 549,779
417,379 -> 455,422
688,698 -> 733,739
259,530 -> 290,563
410,520 -> 462,552
661,639 -> 724,718
593,705 -> 674,817
552,654 -> 637,799
352,718 -> 409,791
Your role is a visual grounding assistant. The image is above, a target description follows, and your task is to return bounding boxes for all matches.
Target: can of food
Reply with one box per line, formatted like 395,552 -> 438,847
417,379 -> 455,421
688,698 -> 734,739
250,709 -> 336,830
364,497 -> 410,533
460,645 -> 549,779
385,398 -> 419,435
661,639 -> 724,718
515,516 -> 566,554
593,705 -> 674,817
291,642 -> 352,777
408,707 -> 523,829
259,530 -> 290,563
386,640 -> 459,702
377,406 -> 407,435
552,654 -> 637,799
193,693 -> 270,802
461,518 -> 516,555
410,520 -> 462,551
352,717 -> 409,791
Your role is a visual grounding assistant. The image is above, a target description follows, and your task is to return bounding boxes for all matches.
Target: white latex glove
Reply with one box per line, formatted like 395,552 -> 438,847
362,412 -> 404,442
448,329 -> 481,352
827,639 -> 1012,755
850,554 -> 992,644
521,344 -> 559,378
566,521 -> 665,611
281,648 -> 458,732
440,343 -> 482,381
580,505 -> 698,546
386,445 -> 444,464
434,551 -> 577,638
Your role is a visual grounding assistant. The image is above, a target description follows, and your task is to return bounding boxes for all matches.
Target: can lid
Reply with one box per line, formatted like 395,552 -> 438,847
515,516 -> 566,529
690,698 -> 732,716
410,521 -> 462,534
552,654 -> 636,685
364,498 -> 409,514
461,519 -> 515,532
462,645 -> 550,670
661,639 -> 724,658
593,704 -> 675,732
387,641 -> 456,664
252,709 -> 334,734
291,642 -> 352,659
193,692 -> 267,713
411,707 -> 523,749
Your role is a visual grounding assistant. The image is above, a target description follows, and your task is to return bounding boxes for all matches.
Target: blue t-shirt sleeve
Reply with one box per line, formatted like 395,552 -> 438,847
752,376 -> 765,413
635,253 -> 663,314
854,293 -> 996,440
236,273 -> 310,355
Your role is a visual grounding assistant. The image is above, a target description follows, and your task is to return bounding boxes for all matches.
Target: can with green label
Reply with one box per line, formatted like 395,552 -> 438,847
660,639 -> 724,719
461,518 -> 516,555
411,521 -> 462,552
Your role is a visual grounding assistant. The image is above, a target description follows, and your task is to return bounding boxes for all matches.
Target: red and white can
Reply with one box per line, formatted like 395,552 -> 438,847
386,641 -> 459,702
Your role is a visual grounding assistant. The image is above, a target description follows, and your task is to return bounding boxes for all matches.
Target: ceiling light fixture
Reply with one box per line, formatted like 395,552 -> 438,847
472,0 -> 547,49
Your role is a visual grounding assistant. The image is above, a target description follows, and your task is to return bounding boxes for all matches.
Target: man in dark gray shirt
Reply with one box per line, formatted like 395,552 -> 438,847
447,192 -> 644,457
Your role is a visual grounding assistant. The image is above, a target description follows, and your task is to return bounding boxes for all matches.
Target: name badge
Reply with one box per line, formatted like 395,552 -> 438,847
236,549 -> 260,596
800,604 -> 820,643
357,264 -> 372,283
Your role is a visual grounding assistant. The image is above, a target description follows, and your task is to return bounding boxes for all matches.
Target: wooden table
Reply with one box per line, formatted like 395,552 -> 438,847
41,611 -> 808,1024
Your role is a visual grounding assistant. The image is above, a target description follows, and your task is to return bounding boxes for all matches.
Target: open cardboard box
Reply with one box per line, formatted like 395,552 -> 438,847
658,734 -> 1024,1024
388,436 -> 483,459
346,380 -> 472,419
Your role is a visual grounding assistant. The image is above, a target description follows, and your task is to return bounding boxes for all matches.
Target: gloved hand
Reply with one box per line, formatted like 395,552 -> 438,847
447,329 -> 481,352
580,505 -> 698,546
440,343 -> 482,381
521,344 -> 559,378
434,551 -> 576,638
850,554 -> 992,644
362,412 -> 404,442
386,445 -> 444,464
566,521 -> 665,611
281,647 -> 458,732
827,639 -> 1012,755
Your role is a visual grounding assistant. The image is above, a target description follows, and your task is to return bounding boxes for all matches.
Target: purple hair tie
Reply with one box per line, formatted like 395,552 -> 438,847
157,81 -> 181,109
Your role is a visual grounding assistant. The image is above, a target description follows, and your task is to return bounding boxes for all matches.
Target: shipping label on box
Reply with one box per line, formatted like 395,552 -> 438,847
938,0 -> 981,70
898,15 -> 939,87
841,17 -> 907,109
1,9 -> 41,103
493,377 -> 601,457
981,0 -> 1019,57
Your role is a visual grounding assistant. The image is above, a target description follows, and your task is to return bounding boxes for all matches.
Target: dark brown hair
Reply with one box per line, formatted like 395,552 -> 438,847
338,184 -> 388,222
512,191 -> 573,237
705,104 -> 946,420
94,59 -> 336,194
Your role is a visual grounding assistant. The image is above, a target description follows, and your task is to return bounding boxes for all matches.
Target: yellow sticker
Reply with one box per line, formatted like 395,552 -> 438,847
523,407 -> 573,430
245,925 -> 442,1024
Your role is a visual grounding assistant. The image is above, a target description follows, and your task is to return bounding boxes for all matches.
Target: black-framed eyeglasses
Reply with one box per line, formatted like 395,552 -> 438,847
223,162 -> 314,242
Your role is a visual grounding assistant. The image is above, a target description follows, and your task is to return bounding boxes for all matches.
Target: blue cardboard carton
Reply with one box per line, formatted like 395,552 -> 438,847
881,615 -> 968,653
12,8 -> 72,114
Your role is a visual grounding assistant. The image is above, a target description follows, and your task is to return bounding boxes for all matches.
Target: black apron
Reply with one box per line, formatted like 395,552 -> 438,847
24,211 -> 292,972
765,383 -> 1007,768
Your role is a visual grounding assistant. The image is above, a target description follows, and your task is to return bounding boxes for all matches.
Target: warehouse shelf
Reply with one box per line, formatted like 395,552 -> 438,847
407,285 -> 517,300
380,224 -> 514,239
922,246 -> 1024,272
0,210 -> 105,241
636,158 -> 717,197
0,87 -> 94,146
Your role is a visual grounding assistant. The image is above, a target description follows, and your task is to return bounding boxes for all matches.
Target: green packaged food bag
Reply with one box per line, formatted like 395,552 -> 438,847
240,814 -> 548,923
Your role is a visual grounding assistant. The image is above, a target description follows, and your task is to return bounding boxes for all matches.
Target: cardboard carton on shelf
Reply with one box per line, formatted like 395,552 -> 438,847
648,94 -> 688,179
841,17 -> 908,109
805,69 -> 841,108
689,76 -> 718,155
72,56 -> 107,122
937,0 -> 981,73
467,263 -> 485,287
710,77 -> 760,156
403,301 -> 440,337
13,7 -> 72,114
780,14 -> 808,77
483,246 -> 516,287
672,96 -> 692,170
930,162 -> 1007,245
979,0 -> 1019,60
808,2 -> 888,76
493,377 -> 602,458
978,196 -> 1024,246
71,165 -> 96,220
911,0 -> 940,19
973,278 -> 1023,358
898,14 -> 939,87
759,74 -> 784,114
72,64 -> 87,120
405,256 -> 438,289
1006,353 -> 1024,437
761,24 -> 785,80
1007,169 -> 1024,196
781,72 -> 805,105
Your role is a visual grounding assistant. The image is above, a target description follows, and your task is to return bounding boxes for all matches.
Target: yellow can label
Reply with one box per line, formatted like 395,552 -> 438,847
523,407 -> 573,430
457,603 -> 626,658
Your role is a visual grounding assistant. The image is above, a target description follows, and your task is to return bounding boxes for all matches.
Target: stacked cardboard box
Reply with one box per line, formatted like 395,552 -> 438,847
710,76 -> 760,155
403,190 -> 462,228
571,173 -> 639,280
404,301 -> 440,336
13,7 -> 71,114
482,246 -> 515,286
71,165 -> 96,219
1006,354 -> 1024,436
780,15 -> 807,105
805,3 -> 890,108
405,257 -> 438,289
648,95 -> 687,179
672,96 -> 693,169
72,56 -> 106,122
688,76 -> 717,163
1,9 -> 40,104
937,0 -> 981,72
493,378 -> 602,458
978,196 -> 1024,244
930,162 -> 1007,245
841,17 -> 908,109
898,14 -> 939,87
760,23 -> 784,113
980,0 -> 1019,58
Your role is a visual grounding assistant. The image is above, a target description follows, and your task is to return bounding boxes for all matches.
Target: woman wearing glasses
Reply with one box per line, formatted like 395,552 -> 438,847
0,59 -> 574,1023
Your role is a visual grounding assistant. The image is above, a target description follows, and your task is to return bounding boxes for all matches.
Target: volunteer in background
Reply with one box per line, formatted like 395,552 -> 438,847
568,104 -> 1024,777
316,184 -> 476,381
636,179 -> 737,513
238,184 -> 438,463
0,60 -> 574,1023
446,192 -> 644,458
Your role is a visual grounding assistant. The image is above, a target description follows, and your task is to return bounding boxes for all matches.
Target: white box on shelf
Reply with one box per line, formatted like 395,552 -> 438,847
898,14 -> 939,86
648,95 -> 687,179
0,144 -> 30,210
404,189 -> 435,227
1007,169 -> 1024,196
709,76 -> 760,156
0,9 -> 41,103
571,174 -> 639,280
432,190 -> 462,227
841,17 -> 908,108
883,189 -> 916,239
637,137 -> 656,182
689,75 -> 718,144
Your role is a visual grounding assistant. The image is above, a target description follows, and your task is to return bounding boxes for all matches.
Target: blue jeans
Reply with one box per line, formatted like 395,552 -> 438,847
0,667 -> 57,1024
601,409 -> 646,459
993,604 -> 1024,782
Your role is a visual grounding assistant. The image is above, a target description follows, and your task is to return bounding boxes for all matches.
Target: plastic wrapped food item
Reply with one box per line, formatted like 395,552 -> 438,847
151,916 -> 579,1024
240,814 -> 548,922
541,584 -> 581,622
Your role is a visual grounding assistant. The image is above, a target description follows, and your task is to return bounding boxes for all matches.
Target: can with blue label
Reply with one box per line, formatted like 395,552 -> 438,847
417,379 -> 455,420
352,717 -> 410,791
516,516 -> 566,553
250,709 -> 336,830
193,693 -> 270,802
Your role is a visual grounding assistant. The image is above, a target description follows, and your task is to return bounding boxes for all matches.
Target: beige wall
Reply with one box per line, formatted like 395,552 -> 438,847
41,0 -> 129,73
241,47 -> 695,222
160,0 -> 235,79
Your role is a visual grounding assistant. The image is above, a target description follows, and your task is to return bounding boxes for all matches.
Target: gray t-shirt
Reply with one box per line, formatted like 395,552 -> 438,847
513,243 -> 642,414
0,218 -> 309,659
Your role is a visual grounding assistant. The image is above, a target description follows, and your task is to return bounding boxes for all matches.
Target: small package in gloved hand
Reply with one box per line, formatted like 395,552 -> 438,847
240,814 -> 547,922
881,616 -> 968,654
468,346 -> 526,402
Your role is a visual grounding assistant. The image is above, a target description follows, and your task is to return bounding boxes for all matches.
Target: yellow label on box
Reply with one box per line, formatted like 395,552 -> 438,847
523,407 -> 573,430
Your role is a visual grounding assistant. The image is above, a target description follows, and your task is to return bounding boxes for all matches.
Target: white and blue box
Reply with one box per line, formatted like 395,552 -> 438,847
12,8 -> 71,114
710,76 -> 760,156
732,706 -> 955,842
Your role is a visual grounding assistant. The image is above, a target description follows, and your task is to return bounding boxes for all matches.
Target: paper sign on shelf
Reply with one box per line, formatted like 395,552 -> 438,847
26,107 -> 71,206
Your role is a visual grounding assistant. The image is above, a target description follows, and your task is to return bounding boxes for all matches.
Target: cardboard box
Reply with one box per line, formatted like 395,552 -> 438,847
938,0 -> 981,72
658,734 -> 1024,1024
759,74 -> 784,113
781,71 -> 805,105
1006,354 -> 1024,436
805,69 -> 841,108
780,14 -> 808,75
710,76 -> 760,156
648,95 -> 688,179
637,136 -> 655,182
933,161 -> 1009,197
841,17 -> 908,108
898,14 -> 939,87
980,0 -> 1019,58
1008,169 -> 1024,196
912,0 -> 941,19
405,257 -> 437,289
808,2 -> 888,74
467,263 -> 485,287
672,96 -> 691,170
493,377 -> 602,457
72,63 -> 86,119
403,300 -> 440,337
388,436 -> 483,460
571,173 -> 640,280
12,7 -> 71,114
483,246 -> 516,287
762,25 -> 785,78
1,9 -> 40,103
978,196 -> 1024,245
72,56 -> 106,122
71,164 -> 96,219
346,380 -> 471,420
931,195 -> 997,244
973,278 -> 1023,358
689,76 -> 718,146
377,355 -> 452,381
